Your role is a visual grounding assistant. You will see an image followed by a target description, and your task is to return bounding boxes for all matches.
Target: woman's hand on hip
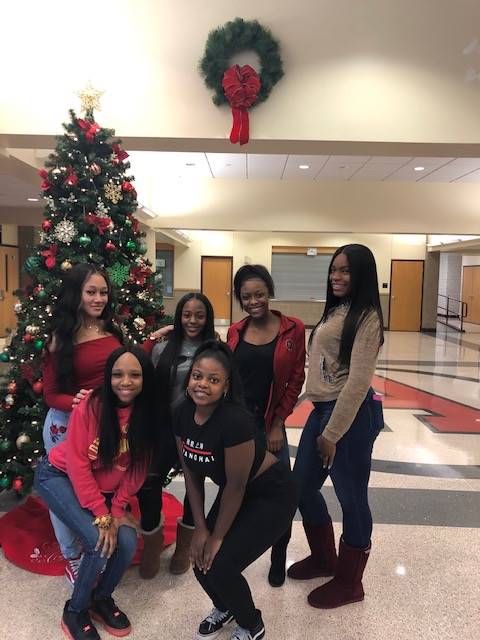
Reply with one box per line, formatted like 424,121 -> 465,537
149,324 -> 174,341
190,526 -> 209,571
317,435 -> 336,470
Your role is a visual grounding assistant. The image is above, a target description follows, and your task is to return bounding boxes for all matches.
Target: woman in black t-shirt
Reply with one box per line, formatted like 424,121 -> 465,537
174,340 -> 297,640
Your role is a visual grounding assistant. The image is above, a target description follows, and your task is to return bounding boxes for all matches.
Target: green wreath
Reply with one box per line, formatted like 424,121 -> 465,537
200,17 -> 284,107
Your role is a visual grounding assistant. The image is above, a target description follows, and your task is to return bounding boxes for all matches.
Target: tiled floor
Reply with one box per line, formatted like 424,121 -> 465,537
1,325 -> 480,639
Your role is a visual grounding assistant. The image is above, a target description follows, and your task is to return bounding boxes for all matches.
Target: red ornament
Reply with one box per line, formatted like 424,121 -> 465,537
41,220 -> 53,232
119,305 -> 130,317
12,477 -> 23,492
105,241 -> 116,251
65,170 -> 78,187
121,182 -> 137,199
222,64 -> 261,145
32,380 -> 43,394
7,382 -> 17,394
23,333 -> 33,343
38,168 -> 50,190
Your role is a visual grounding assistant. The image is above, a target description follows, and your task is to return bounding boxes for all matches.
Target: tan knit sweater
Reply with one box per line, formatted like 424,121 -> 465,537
306,305 -> 381,443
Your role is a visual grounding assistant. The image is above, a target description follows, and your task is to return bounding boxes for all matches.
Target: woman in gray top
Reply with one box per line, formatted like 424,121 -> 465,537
137,293 -> 216,578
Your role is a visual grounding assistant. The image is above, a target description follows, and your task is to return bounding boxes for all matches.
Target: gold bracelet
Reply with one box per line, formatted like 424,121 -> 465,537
93,514 -> 112,530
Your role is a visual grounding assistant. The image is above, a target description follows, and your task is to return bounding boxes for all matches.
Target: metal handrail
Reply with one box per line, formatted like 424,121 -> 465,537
437,294 -> 468,333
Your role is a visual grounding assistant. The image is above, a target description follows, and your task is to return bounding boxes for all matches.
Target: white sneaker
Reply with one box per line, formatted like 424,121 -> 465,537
195,607 -> 234,639
230,620 -> 265,640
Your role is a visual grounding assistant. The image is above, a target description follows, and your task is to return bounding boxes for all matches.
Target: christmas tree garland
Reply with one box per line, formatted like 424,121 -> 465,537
199,17 -> 284,144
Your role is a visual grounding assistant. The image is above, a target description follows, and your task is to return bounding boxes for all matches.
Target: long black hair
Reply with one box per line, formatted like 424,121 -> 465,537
310,244 -> 384,367
187,340 -> 244,406
155,293 -> 215,420
46,263 -> 123,393
90,346 -> 157,472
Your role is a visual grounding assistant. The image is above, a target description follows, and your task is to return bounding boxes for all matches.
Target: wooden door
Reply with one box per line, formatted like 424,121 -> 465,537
0,246 -> 19,337
201,256 -> 232,324
389,260 -> 424,331
462,265 -> 480,324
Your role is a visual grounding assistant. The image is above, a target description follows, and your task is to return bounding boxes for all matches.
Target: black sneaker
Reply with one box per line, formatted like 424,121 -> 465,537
61,601 -> 100,640
268,560 -> 286,587
230,616 -> 265,640
90,596 -> 131,637
196,607 -> 234,639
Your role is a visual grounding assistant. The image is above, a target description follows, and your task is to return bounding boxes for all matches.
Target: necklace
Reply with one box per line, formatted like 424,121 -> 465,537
85,322 -> 102,334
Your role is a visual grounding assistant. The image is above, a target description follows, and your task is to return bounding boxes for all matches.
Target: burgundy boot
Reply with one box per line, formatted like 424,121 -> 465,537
307,537 -> 370,608
287,521 -> 337,580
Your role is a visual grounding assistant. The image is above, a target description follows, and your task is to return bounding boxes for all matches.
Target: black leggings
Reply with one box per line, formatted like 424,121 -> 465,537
194,462 -> 297,629
137,428 -> 197,532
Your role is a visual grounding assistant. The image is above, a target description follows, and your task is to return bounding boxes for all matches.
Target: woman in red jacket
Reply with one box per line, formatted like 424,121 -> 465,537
227,264 -> 306,587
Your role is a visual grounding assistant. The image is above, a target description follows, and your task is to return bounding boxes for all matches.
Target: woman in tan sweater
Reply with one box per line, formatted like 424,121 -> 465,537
288,244 -> 384,609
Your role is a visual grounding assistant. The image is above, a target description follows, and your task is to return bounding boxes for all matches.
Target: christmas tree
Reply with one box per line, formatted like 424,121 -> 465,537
0,93 -> 165,494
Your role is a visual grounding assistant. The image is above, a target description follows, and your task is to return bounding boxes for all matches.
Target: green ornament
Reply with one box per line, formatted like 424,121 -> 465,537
0,474 -> 12,490
78,235 -> 92,247
107,262 -> 131,287
0,439 -> 13,453
34,338 -> 45,351
37,289 -> 47,299
124,218 -> 132,227
138,242 -> 148,255
126,240 -> 136,251
24,255 -> 42,274
0,351 -> 9,362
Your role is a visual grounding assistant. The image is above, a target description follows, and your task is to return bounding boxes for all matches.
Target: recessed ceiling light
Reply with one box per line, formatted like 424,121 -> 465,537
27,197 -> 39,202
298,164 -> 310,169
186,162 -> 196,167
414,166 -> 425,171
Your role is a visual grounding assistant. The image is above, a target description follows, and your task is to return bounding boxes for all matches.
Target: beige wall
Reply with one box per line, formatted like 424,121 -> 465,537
3,1 -> 480,147
165,230 -> 428,326
1,224 -> 18,245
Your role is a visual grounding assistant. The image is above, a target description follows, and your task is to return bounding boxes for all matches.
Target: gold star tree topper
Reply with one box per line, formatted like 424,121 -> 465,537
76,82 -> 104,114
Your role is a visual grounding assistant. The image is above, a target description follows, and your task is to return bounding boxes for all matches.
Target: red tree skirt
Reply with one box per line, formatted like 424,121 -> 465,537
0,492 -> 183,576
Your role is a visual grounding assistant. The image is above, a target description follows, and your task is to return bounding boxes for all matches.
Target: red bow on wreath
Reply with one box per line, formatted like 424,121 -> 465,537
222,64 -> 261,145
77,118 -> 101,142
85,213 -> 112,235
41,244 -> 58,269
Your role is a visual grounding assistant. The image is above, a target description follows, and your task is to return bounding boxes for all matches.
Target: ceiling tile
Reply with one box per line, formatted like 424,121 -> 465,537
206,153 -> 246,178
247,154 -> 287,178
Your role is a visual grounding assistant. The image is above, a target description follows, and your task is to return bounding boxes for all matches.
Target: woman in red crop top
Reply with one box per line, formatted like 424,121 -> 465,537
41,263 -> 124,581
174,340 -> 297,640
35,345 -> 157,640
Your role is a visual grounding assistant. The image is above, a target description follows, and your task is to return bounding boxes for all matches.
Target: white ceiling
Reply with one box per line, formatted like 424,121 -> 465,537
4,151 -> 480,214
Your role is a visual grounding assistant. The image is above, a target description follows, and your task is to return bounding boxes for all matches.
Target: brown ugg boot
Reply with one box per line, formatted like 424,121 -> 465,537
139,518 -> 165,580
287,521 -> 337,580
307,537 -> 370,608
169,519 -> 194,575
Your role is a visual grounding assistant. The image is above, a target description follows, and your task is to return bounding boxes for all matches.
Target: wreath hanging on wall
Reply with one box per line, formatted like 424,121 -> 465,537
199,17 -> 284,145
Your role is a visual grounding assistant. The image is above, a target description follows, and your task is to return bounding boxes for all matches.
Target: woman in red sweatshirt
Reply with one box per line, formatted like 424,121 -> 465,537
227,264 -> 306,587
34,346 -> 157,640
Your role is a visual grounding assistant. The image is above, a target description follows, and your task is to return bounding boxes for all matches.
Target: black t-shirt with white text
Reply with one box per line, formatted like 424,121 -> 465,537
173,399 -> 265,487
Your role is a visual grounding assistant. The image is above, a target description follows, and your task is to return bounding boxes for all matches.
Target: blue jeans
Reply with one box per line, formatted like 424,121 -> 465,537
293,389 -> 383,549
34,457 -> 138,612
42,408 -> 82,560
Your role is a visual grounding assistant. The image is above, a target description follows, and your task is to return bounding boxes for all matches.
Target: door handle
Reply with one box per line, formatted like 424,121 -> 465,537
0,290 -> 4,301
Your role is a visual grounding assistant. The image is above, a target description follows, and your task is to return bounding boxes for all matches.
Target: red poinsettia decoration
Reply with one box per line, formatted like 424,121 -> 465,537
38,168 -> 50,191
130,265 -> 152,286
84,212 -> 112,235
41,244 -> 58,269
77,118 -> 101,142
112,143 -> 129,162
222,64 -> 261,145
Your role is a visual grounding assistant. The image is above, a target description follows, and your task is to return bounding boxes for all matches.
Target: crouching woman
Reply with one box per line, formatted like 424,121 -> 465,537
34,346 -> 157,640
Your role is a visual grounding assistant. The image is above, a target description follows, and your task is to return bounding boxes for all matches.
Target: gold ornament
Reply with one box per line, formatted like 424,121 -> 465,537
61,260 -> 73,271
90,163 -> 101,176
133,317 -> 146,331
104,181 -> 123,204
76,82 -> 104,113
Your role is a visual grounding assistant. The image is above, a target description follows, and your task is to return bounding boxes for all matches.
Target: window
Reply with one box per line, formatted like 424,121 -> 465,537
271,247 -> 334,301
156,244 -> 174,297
